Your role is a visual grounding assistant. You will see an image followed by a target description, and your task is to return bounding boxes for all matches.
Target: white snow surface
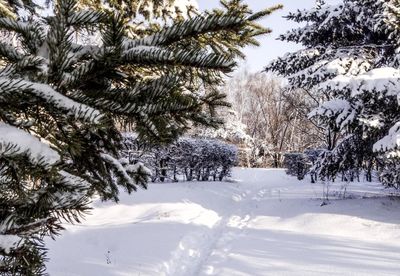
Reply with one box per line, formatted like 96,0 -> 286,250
47,168 -> 400,276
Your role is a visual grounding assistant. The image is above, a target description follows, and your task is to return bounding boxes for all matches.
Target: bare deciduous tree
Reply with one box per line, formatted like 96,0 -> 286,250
223,70 -> 323,167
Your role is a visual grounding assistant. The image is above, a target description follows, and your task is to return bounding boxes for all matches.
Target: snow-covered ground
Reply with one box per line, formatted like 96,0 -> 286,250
47,168 -> 400,276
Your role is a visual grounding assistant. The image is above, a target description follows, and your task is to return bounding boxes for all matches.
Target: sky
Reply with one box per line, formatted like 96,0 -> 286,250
197,0 -> 339,72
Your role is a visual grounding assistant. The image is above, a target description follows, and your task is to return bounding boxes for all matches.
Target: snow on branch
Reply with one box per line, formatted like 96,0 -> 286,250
0,234 -> 22,254
309,98 -> 358,129
0,17 -> 45,48
0,78 -> 102,123
0,123 -> 60,167
68,10 -> 105,26
320,67 -> 400,97
374,122 -> 400,152
123,46 -> 234,69
59,170 -> 91,189
123,14 -> 243,49
100,153 -> 136,188
0,41 -> 23,61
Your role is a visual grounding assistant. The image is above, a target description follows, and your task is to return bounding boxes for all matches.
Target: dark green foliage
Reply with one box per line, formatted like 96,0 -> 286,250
283,153 -> 308,180
284,149 -> 324,182
378,157 -> 400,188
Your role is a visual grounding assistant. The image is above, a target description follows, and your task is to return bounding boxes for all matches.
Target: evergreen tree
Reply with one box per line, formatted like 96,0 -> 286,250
266,0 -> 400,182
0,0 -> 280,273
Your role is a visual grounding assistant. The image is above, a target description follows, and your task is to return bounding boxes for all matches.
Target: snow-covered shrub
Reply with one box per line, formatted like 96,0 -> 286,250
284,149 -> 325,182
304,149 -> 324,165
283,153 -> 308,180
379,158 -> 400,189
122,135 -> 238,182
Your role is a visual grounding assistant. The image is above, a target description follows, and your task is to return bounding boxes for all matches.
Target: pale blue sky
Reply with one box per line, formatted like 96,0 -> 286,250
197,0 -> 339,72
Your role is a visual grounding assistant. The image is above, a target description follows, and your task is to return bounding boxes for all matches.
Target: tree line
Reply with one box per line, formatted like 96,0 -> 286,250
122,134 -> 237,182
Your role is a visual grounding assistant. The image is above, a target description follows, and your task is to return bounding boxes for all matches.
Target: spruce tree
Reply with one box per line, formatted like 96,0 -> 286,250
0,0 -> 281,273
266,0 -> 400,182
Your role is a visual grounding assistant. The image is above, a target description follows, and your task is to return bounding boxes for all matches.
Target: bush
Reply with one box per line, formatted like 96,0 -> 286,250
379,159 -> 400,189
122,134 -> 238,182
284,149 -> 324,181
283,153 -> 308,180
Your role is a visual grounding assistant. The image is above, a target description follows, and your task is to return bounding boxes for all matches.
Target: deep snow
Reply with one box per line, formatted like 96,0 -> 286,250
47,168 -> 400,276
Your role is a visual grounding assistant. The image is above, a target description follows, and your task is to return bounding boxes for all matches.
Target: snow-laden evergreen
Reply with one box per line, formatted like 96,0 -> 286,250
0,0 -> 280,273
267,0 -> 400,183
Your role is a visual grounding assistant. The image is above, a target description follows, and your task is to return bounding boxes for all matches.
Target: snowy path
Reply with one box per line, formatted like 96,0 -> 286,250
47,168 -> 400,276
163,172 -> 267,276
